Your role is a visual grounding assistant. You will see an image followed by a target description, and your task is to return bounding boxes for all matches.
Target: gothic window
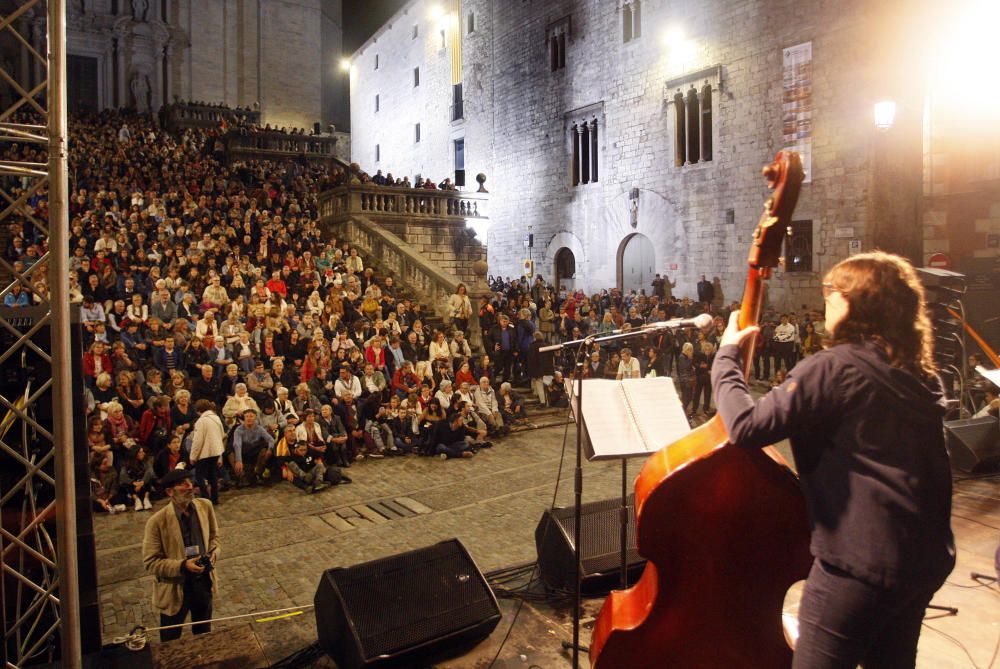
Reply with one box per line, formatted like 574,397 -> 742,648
623,1 -> 641,43
672,83 -> 714,166
673,92 -> 686,167
547,18 -> 570,71
701,84 -> 713,161
785,220 -> 813,272
569,116 -> 600,187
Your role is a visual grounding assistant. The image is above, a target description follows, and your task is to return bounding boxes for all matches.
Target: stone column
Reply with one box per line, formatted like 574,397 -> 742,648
468,258 -> 491,355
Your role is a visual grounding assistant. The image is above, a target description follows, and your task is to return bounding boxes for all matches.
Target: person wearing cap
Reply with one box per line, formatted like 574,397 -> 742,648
142,464 -> 219,641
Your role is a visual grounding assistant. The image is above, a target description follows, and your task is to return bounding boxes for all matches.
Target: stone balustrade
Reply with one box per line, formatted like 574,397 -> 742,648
225,130 -> 340,166
318,183 -> 487,223
163,103 -> 261,131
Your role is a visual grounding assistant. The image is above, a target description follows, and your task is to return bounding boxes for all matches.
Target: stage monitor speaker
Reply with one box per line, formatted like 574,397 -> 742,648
314,538 -> 501,669
535,496 -> 646,595
945,416 -> 1000,473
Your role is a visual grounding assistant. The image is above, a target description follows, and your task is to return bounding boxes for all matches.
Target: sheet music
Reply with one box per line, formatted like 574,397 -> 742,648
976,366 -> 1000,389
572,377 -> 691,460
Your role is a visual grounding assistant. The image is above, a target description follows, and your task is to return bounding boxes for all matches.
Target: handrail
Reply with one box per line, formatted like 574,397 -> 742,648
333,216 -> 486,352
225,130 -> 339,161
318,183 -> 488,224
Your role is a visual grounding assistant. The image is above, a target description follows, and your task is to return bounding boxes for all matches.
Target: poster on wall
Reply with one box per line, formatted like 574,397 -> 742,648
783,41 -> 813,183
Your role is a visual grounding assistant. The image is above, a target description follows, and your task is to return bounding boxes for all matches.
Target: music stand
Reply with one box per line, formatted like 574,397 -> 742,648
540,329 -> 691,669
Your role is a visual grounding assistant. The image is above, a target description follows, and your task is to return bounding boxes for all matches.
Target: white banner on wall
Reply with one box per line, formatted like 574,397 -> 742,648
783,41 -> 813,183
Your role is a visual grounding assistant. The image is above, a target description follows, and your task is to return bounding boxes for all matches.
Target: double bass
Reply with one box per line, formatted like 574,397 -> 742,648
590,152 -> 813,669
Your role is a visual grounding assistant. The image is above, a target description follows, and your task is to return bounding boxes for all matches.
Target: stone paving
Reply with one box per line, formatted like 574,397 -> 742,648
95,418 -> 632,662
94,404 -> 1000,668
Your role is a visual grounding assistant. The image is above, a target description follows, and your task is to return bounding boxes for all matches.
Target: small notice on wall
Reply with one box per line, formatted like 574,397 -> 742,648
783,42 -> 813,184
848,239 -> 862,256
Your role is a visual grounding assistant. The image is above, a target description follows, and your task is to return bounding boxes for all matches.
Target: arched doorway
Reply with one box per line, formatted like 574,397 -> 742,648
619,233 -> 656,295
554,247 -> 576,292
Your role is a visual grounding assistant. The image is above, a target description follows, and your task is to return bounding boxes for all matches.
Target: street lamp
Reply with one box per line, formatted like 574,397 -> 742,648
873,101 -> 896,131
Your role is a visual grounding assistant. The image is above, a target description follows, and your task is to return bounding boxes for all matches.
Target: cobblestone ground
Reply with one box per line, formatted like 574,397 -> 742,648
95,420 -> 636,663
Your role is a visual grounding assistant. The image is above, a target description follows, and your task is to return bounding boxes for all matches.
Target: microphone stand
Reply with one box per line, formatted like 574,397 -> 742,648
541,324 -> 686,668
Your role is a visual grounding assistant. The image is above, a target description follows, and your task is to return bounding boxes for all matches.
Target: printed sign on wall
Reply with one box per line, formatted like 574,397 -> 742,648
783,41 -> 813,183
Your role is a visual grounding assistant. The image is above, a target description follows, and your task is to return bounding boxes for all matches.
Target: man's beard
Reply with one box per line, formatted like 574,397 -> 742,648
173,488 -> 194,505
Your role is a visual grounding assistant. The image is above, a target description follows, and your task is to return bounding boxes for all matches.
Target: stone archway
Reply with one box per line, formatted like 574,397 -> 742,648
542,230 -> 586,291
618,233 -> 656,295
554,247 -> 577,292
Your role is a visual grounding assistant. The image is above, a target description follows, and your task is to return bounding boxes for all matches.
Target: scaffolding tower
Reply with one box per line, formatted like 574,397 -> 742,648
0,1 -> 81,667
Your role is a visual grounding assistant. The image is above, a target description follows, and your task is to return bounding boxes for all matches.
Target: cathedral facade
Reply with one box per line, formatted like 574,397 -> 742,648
2,0 -> 345,130
348,0 -> 926,309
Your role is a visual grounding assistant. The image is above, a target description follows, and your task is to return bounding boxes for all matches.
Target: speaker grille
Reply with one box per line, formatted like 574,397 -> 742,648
318,539 -> 501,665
535,496 -> 645,593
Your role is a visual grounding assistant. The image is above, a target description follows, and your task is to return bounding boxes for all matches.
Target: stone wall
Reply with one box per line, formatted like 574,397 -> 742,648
349,0 -> 925,311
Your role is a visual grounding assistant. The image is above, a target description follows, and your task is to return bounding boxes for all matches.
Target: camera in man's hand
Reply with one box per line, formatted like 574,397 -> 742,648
195,553 -> 214,573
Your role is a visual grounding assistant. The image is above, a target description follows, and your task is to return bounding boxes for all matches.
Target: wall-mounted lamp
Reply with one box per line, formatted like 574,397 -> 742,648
873,100 -> 896,131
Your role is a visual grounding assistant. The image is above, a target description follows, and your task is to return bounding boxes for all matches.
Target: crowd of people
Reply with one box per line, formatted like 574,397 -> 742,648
479,272 -> 827,420
1,105 -> 833,514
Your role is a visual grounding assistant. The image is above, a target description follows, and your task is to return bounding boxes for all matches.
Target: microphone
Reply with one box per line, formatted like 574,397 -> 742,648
613,313 -> 714,334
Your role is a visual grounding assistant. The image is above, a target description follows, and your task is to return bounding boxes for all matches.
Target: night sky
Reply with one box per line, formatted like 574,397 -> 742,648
343,0 -> 410,54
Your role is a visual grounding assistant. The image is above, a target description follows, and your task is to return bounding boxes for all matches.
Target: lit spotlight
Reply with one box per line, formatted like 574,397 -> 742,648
428,4 -> 444,20
873,101 -> 896,131
339,58 -> 351,72
661,26 -> 685,48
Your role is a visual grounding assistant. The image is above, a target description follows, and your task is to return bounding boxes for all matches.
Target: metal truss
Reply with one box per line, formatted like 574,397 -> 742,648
0,1 -> 80,668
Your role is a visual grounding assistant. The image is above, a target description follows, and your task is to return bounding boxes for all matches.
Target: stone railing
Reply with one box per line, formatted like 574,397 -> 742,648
334,216 -> 489,353
163,103 -> 260,131
318,183 -> 488,223
225,131 -> 340,166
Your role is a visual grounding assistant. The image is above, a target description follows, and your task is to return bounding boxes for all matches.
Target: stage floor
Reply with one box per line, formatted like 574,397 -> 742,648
94,422 -> 1000,668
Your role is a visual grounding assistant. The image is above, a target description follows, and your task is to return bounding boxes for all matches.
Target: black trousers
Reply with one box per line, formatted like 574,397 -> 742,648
195,456 -> 220,504
159,577 -> 213,642
792,559 -> 942,669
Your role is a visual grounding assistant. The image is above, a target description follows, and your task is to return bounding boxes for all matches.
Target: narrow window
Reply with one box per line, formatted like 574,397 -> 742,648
415,123 -> 421,143
376,144 -> 380,163
685,87 -> 700,163
623,4 -> 633,43
413,24 -> 418,39
590,120 -> 599,182
571,124 -> 580,186
375,94 -> 379,112
452,82 -> 464,121
784,220 -> 813,272
632,1 -> 641,38
468,11 -> 475,34
558,33 -> 567,69
673,92 -> 686,166
701,84 -> 713,161
580,123 -> 591,184
454,138 -> 465,187
414,67 -> 420,87
440,28 -> 446,50
374,53 -> 379,70
550,36 -> 560,71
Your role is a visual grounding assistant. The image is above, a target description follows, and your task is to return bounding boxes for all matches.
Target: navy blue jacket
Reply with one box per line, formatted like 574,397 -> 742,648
712,341 -> 955,589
